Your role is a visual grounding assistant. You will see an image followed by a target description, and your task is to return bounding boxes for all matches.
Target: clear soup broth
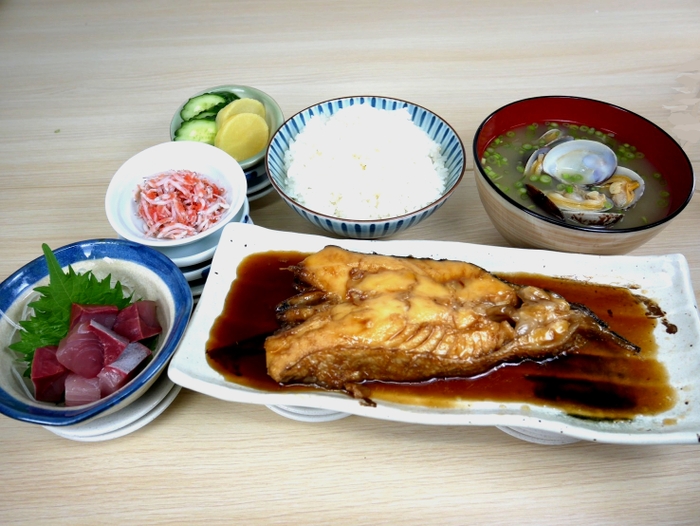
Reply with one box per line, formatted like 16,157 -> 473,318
480,121 -> 671,229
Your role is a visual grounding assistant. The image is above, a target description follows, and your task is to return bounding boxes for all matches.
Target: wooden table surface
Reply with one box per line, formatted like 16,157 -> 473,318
1,1 -> 699,524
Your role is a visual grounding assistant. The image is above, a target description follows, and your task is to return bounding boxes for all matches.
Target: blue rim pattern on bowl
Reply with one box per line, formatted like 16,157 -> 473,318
266,96 -> 465,239
0,239 -> 193,426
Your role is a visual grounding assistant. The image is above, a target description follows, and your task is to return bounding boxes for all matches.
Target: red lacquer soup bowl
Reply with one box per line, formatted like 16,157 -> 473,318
472,96 -> 695,254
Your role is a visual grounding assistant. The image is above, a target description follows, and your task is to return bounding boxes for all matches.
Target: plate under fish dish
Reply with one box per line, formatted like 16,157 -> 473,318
169,223 -> 700,445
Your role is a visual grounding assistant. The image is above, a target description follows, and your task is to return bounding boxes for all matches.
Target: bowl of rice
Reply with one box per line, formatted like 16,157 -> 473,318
266,96 -> 465,239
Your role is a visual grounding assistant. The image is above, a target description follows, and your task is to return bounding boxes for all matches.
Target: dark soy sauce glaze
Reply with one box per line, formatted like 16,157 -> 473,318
206,251 -> 676,419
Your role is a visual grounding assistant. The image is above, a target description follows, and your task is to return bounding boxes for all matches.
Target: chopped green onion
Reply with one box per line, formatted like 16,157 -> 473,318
562,173 -> 583,183
539,175 -> 552,184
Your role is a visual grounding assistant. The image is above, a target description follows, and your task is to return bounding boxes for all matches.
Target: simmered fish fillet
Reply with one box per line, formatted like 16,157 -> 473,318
264,246 -> 639,392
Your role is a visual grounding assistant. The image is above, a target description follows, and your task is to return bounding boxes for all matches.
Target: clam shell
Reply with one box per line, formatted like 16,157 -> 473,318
546,188 -> 613,212
562,210 -> 624,227
542,139 -> 617,185
526,184 -> 621,227
603,166 -> 645,210
537,128 -> 563,146
523,147 -> 549,177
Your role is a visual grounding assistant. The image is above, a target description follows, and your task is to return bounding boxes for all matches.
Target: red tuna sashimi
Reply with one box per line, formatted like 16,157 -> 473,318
64,374 -> 101,407
69,304 -> 119,330
56,321 -> 104,378
112,301 -> 162,342
31,345 -> 69,403
97,341 -> 152,397
87,319 -> 129,366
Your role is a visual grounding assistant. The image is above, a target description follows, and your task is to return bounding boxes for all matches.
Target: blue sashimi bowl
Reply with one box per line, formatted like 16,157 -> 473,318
0,239 -> 192,426
266,95 -> 465,239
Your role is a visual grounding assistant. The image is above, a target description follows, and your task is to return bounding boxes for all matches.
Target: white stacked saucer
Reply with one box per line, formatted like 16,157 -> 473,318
43,372 -> 180,442
154,198 -> 253,301
266,404 -> 351,423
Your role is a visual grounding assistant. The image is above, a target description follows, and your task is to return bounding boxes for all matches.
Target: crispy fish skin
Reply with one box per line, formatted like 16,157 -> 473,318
264,246 -> 639,391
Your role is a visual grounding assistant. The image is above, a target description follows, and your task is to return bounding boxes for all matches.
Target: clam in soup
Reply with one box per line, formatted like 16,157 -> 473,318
480,122 -> 671,229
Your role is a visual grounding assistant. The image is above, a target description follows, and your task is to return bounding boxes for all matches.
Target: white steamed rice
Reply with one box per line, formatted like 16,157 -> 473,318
282,104 -> 448,220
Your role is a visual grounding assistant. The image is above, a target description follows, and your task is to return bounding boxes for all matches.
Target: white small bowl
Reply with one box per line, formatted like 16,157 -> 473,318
149,196 -> 251,267
105,141 -> 247,250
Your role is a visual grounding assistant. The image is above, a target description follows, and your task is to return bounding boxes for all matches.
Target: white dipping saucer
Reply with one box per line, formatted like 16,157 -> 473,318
43,371 -> 180,442
266,405 -> 351,423
496,426 -> 581,445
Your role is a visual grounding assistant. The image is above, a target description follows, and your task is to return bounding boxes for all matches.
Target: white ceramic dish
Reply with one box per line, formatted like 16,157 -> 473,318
248,187 -> 274,202
169,223 -> 700,445
44,371 -> 179,442
247,181 -> 274,202
161,200 -> 252,267
105,141 -> 247,249
266,404 -> 352,423
189,280 -> 206,298
181,261 -> 212,282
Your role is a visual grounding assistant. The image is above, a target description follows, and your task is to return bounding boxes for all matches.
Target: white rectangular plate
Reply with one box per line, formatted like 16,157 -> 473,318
169,223 -> 700,445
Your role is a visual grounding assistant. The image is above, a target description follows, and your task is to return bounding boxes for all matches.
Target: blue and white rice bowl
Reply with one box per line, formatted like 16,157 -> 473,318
0,239 -> 192,427
266,96 -> 465,239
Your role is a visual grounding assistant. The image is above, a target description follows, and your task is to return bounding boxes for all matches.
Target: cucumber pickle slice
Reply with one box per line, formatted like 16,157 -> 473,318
180,93 -> 227,121
174,90 -> 242,144
173,118 -> 217,144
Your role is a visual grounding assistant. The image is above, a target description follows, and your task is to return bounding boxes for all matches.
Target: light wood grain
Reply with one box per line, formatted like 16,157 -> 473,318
1,0 -> 699,524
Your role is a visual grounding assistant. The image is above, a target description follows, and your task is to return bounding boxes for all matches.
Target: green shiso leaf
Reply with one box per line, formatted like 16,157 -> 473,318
8,243 -> 133,368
